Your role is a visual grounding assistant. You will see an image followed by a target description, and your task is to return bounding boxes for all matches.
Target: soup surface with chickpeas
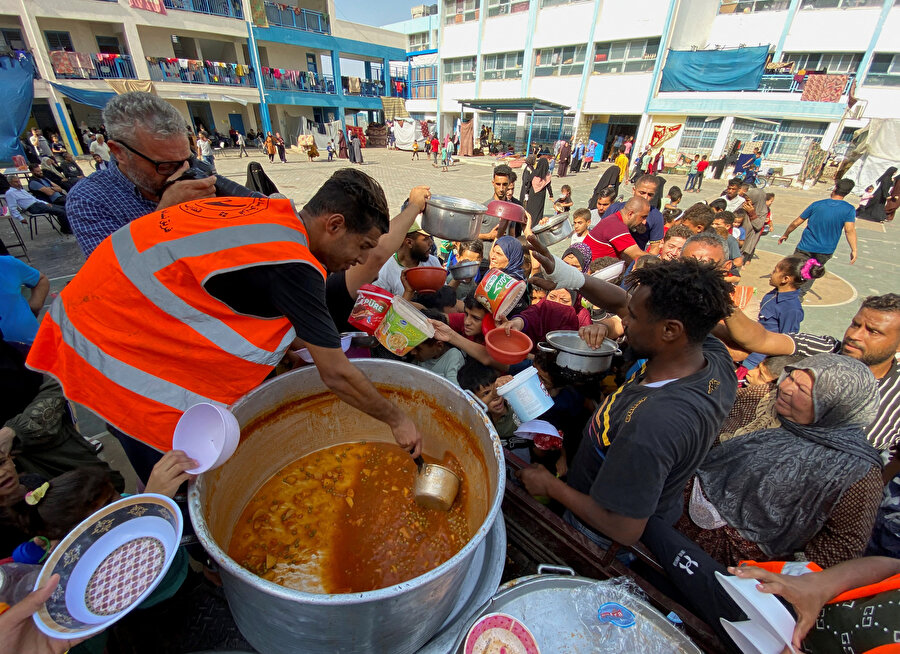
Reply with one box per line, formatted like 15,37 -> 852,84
229,441 -> 469,593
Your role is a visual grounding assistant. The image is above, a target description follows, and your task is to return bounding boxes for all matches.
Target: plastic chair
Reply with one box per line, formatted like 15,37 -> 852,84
22,205 -> 62,240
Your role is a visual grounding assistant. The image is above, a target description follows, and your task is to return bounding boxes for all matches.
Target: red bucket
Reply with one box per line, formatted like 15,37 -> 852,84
348,284 -> 393,334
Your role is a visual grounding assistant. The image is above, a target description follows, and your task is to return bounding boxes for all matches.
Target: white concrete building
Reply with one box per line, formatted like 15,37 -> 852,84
385,0 -> 900,170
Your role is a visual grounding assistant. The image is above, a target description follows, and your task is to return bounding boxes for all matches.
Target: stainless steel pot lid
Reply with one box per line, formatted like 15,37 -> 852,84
532,212 -> 570,232
545,331 -> 619,356
426,195 -> 488,213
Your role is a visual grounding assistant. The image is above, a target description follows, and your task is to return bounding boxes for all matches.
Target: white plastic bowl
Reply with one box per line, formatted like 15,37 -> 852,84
294,333 -> 352,363
172,402 -> 240,474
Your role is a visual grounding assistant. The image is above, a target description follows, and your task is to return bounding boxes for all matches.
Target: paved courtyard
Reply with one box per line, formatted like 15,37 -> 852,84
3,147 -> 896,450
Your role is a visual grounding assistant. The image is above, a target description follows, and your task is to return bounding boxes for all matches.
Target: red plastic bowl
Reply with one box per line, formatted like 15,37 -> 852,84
484,327 -> 533,365
405,266 -> 447,293
486,200 -> 525,224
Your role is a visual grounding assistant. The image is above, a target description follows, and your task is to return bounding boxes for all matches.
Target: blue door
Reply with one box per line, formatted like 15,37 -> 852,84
228,113 -> 245,134
589,123 -> 609,158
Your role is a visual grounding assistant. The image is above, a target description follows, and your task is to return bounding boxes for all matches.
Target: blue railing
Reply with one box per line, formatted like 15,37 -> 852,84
263,3 -> 329,33
147,59 -> 256,87
757,72 -> 855,94
261,68 -> 335,93
341,76 -> 385,97
49,52 -> 135,80
163,0 -> 243,19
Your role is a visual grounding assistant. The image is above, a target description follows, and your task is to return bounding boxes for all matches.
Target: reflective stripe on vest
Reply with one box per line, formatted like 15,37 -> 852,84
110,223 -> 306,366
49,299 -> 216,412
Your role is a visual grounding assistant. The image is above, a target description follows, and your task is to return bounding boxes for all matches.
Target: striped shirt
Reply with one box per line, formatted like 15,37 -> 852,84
65,159 -> 158,257
791,332 -> 900,451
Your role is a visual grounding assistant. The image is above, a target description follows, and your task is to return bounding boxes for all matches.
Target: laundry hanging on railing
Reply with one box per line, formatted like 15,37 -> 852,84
659,45 -> 768,92
800,74 -> 848,103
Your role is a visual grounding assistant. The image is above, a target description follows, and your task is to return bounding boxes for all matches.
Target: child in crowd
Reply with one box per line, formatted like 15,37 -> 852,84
569,208 -> 590,244
448,240 -> 485,300
447,293 -> 488,343
411,310 -> 465,385
764,192 -> 776,237
732,208 -> 747,246
859,184 -> 875,207
665,186 -> 682,212
440,146 -> 449,172
709,198 -> 727,213
695,154 -> 709,192
458,360 -> 517,443
326,140 -> 334,161
412,287 -> 458,315
411,140 -> 420,160
685,154 -> 700,192
662,207 -> 681,233
712,211 -> 744,276
741,255 -> 823,371
553,185 -> 573,214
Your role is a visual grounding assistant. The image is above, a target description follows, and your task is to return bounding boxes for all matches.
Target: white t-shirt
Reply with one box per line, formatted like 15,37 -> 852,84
724,195 -> 745,212
197,139 -> 213,157
374,254 -> 442,296
570,232 -> 587,245
90,141 -> 111,161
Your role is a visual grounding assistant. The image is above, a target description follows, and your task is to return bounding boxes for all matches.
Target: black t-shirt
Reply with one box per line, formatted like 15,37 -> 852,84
325,270 -> 357,334
204,263 -> 341,349
567,336 -> 737,525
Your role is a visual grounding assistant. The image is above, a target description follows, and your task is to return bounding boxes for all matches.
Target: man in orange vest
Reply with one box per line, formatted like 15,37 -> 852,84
27,168 -> 429,481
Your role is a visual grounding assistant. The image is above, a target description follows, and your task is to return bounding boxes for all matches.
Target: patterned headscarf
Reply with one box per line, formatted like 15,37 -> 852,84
562,243 -> 593,273
698,354 -> 881,557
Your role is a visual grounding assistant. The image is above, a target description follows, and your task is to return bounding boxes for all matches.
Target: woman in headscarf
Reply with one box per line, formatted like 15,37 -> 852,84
886,171 -> 900,222
488,235 -> 525,280
350,132 -> 364,164
679,354 -> 883,568
337,128 -> 349,159
518,155 -> 537,204
557,140 -> 571,178
561,243 -> 592,273
264,131 -> 276,163
275,132 -> 287,163
588,165 -> 620,209
39,156 -> 74,191
523,158 -> 554,221
857,167 -> 898,223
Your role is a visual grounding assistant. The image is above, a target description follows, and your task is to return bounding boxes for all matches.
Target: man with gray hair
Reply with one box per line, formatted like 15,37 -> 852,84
65,92 -> 216,257
680,232 -> 740,282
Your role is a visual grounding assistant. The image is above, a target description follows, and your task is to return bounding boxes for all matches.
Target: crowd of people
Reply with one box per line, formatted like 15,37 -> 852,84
1,92 -> 898,654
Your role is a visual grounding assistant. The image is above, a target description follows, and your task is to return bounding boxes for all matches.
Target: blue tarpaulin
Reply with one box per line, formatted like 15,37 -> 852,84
660,46 -> 769,92
49,82 -> 116,109
0,55 -> 35,162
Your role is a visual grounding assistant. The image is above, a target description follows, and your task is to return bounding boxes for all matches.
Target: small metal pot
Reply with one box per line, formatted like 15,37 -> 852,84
532,212 -> 574,247
544,331 -> 621,374
413,456 -> 461,512
448,260 -> 480,281
341,331 -> 377,348
422,195 -> 488,241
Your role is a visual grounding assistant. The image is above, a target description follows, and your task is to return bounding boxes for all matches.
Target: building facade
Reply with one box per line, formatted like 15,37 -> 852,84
386,0 -> 900,170
2,0 -> 406,154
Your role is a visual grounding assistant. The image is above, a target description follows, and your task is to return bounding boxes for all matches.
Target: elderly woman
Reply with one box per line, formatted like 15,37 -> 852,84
488,235 -> 525,280
678,354 -> 883,567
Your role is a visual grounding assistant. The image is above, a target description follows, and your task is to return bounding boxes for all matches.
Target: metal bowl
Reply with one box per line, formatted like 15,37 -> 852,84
422,195 -> 488,242
341,331 -> 378,348
544,331 -> 621,374
532,212 -> 574,247
449,260 -> 480,281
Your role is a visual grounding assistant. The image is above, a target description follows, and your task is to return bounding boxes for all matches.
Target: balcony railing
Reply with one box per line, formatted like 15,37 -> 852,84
261,68 -> 335,93
49,52 -> 136,80
147,58 -> 256,87
263,3 -> 329,33
757,72 -> 855,94
341,76 -> 385,97
163,0 -> 243,19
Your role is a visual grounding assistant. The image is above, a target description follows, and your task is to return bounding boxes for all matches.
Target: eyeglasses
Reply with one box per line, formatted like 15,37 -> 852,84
112,140 -> 191,176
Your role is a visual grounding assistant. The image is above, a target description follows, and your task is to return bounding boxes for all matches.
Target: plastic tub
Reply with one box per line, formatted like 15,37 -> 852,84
496,368 -> 554,422
348,284 -> 393,335
475,269 -> 526,320
374,297 -> 435,356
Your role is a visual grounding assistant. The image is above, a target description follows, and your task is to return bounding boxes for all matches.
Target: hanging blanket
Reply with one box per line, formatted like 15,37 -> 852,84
800,74 -> 848,103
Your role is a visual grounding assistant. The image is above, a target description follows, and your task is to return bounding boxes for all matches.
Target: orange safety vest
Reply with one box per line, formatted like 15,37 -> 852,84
27,197 -> 325,451
741,560 -> 900,603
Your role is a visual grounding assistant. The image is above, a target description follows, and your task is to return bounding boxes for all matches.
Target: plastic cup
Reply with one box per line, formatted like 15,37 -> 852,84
374,297 -> 435,356
496,367 -> 554,422
171,403 -> 240,474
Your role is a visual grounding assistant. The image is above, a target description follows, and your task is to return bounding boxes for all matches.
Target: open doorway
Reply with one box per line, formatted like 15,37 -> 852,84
187,101 -> 215,134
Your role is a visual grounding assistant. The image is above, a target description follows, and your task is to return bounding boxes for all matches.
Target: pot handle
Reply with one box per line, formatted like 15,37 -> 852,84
537,564 -> 575,576
464,389 -> 489,413
536,341 -> 556,353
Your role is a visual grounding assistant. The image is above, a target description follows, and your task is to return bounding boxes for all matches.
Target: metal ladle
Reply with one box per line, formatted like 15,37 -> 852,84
413,456 -> 460,512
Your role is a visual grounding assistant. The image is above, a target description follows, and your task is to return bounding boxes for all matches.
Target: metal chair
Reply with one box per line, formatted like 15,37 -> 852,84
22,204 -> 62,240
0,198 -> 30,261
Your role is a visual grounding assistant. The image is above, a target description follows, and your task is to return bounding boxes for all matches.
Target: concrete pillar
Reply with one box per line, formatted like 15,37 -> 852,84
121,23 -> 150,79
819,120 -> 841,153
710,116 -> 735,161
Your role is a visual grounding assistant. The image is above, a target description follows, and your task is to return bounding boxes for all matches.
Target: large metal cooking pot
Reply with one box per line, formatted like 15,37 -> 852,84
188,360 -> 504,654
422,195 -> 488,241
532,212 -> 574,247
543,331 -> 621,374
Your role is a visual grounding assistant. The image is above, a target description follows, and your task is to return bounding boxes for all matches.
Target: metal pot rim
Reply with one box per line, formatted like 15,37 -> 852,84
187,360 -> 505,605
545,331 -> 619,357
532,212 -> 570,233
426,195 -> 488,213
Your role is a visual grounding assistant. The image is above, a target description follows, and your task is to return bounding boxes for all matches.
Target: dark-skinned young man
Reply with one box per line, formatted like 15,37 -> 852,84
515,236 -> 737,548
